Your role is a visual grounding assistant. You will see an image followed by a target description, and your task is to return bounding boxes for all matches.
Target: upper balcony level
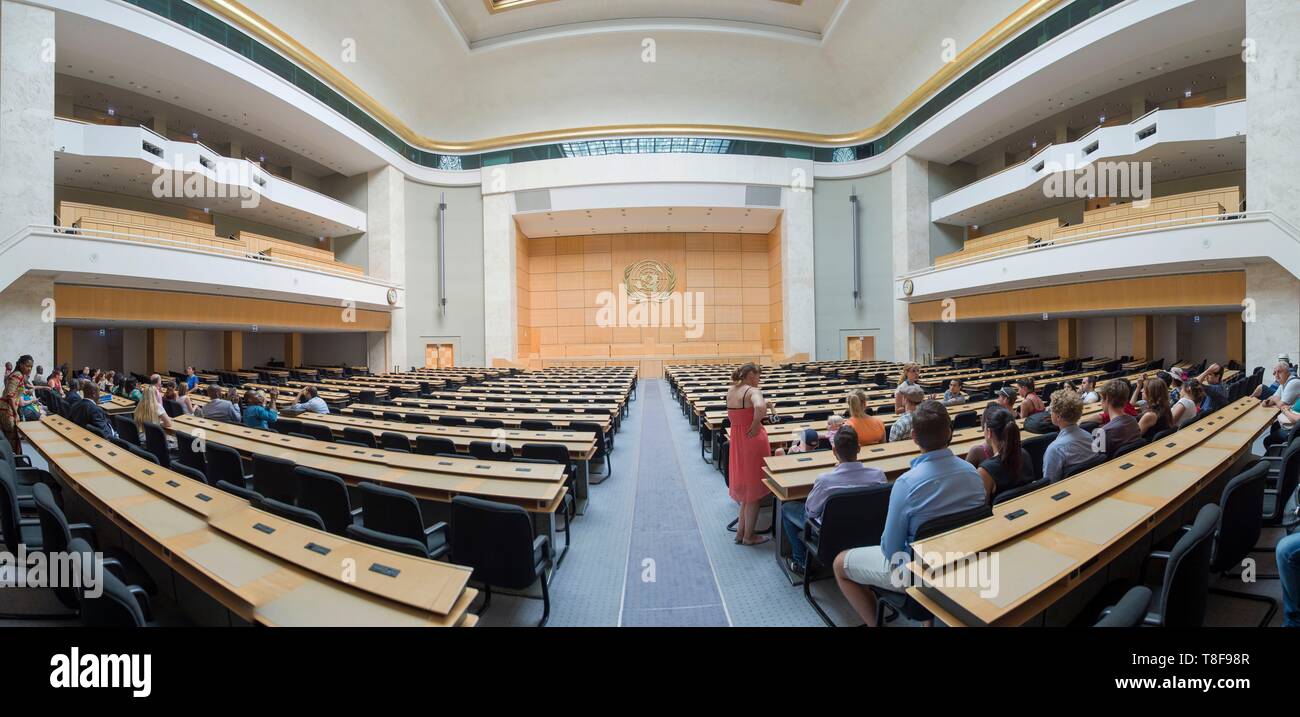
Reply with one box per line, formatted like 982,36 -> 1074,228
54,117 -> 366,238
932,100 -> 1246,226
896,202 -> 1300,306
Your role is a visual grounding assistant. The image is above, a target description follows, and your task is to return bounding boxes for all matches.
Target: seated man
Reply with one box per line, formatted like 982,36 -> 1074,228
888,384 -> 926,442
941,379 -> 966,406
1254,354 -> 1296,401
1098,379 -> 1140,456
196,384 -> 242,423
184,366 -> 200,391
1042,389 -> 1096,482
1197,363 -> 1229,412
66,380 -> 115,439
1278,532 -> 1300,627
1076,375 -> 1100,404
833,400 -> 987,626
289,386 -> 329,414
780,426 -> 886,575
1261,361 -> 1300,446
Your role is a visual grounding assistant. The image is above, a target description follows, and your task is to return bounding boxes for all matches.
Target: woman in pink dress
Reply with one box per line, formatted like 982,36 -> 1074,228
727,363 -> 772,545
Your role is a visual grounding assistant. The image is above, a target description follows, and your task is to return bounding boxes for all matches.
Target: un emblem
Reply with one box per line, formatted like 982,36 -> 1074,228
624,259 -> 676,303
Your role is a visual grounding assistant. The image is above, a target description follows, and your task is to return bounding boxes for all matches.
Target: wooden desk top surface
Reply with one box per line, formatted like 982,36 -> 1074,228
22,416 -> 477,626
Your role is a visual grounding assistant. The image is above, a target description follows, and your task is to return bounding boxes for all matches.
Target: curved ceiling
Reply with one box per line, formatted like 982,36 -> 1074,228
227,0 -> 1032,146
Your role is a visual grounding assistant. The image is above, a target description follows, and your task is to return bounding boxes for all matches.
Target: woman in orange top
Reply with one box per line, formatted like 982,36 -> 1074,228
846,389 -> 885,446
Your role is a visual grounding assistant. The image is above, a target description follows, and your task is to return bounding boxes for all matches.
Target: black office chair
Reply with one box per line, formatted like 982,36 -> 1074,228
1112,437 -> 1149,458
1151,427 -> 1178,442
1021,432 -> 1057,480
113,415 -> 140,445
0,439 -> 52,502
351,409 -> 376,419
872,503 -> 994,627
405,413 -> 432,425
384,412 -> 406,423
521,420 -> 554,432
32,481 -> 156,600
571,421 -> 610,481
951,412 -> 980,430
450,495 -> 551,627
475,418 -> 505,429
415,436 -> 457,456
520,443 -> 579,524
251,453 -> 297,504
300,422 -> 334,442
1261,437 -> 1300,530
67,538 -> 151,627
802,483 -> 892,627
162,399 -> 186,418
217,480 -> 263,502
469,440 -> 511,461
1188,460 -> 1276,626
1060,452 -> 1108,480
345,523 -> 434,558
354,482 -> 448,559
173,430 -> 206,472
381,432 -> 411,452
140,422 -> 171,468
205,442 -> 251,490
342,427 -> 378,448
1117,502 -> 1219,627
0,462 -> 43,555
992,476 -> 1049,505
256,496 -> 326,531
358,390 -> 378,405
1094,586 -> 1153,627
274,418 -> 304,436
438,415 -> 467,426
168,462 -> 209,485
294,466 -> 359,536
124,442 -> 159,465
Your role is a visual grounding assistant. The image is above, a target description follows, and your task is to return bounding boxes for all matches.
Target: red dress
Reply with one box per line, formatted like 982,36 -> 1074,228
728,400 -> 771,503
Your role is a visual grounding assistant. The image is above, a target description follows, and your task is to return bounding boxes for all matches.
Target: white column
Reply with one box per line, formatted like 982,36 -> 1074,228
890,155 -> 931,362
0,1 -> 55,369
366,165 -> 406,371
780,182 -> 815,359
1244,0 -> 1300,370
481,192 -> 517,365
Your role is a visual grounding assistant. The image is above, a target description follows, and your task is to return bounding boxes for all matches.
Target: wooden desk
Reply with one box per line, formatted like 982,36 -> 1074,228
345,403 -> 613,434
21,416 -> 477,626
906,397 -> 1274,626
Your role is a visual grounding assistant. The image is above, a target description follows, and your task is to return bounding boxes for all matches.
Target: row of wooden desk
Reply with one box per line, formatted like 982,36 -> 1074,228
20,415 -> 478,626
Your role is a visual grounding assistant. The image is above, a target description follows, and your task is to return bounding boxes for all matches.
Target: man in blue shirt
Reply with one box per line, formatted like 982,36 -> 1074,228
780,426 -> 886,575
1042,388 -> 1097,482
288,386 -> 329,414
1197,363 -> 1229,413
833,400 -> 986,626
184,366 -> 199,391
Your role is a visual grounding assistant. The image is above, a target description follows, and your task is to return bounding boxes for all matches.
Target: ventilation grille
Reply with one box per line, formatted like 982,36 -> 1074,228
744,185 -> 781,207
514,189 -> 551,212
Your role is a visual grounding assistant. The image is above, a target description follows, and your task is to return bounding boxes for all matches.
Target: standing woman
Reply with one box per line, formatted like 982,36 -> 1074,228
893,363 -> 922,413
1,368 -> 26,454
727,363 -> 772,546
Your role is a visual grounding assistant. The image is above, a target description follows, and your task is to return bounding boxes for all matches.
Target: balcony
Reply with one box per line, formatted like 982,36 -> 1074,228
54,118 -> 367,238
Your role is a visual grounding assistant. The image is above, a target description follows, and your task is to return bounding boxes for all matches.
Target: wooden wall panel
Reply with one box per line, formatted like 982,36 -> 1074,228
53,285 -> 389,331
519,231 -> 777,362
908,272 -> 1246,323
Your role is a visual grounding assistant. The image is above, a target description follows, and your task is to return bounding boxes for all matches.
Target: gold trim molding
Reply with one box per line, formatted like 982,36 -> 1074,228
193,0 -> 1065,153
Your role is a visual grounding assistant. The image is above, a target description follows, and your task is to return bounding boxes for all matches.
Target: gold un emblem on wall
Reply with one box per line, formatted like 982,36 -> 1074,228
623,260 -> 677,303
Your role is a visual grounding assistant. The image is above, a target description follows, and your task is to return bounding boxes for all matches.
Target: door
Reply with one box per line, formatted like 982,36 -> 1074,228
425,343 -> 455,368
845,336 -> 875,361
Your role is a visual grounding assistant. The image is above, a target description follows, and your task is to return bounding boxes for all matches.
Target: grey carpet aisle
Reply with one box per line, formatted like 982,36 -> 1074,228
619,380 -> 730,626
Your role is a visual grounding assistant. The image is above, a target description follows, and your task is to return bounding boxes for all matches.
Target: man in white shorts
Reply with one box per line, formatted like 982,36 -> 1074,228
833,399 -> 987,626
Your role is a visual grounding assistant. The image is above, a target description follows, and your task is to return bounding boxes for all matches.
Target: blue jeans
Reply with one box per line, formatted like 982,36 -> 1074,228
781,502 -> 807,567
1279,532 -> 1300,627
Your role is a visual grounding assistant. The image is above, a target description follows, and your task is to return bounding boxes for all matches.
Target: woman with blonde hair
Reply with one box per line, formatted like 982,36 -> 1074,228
133,384 -> 173,439
846,389 -> 885,445
726,362 -> 771,545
